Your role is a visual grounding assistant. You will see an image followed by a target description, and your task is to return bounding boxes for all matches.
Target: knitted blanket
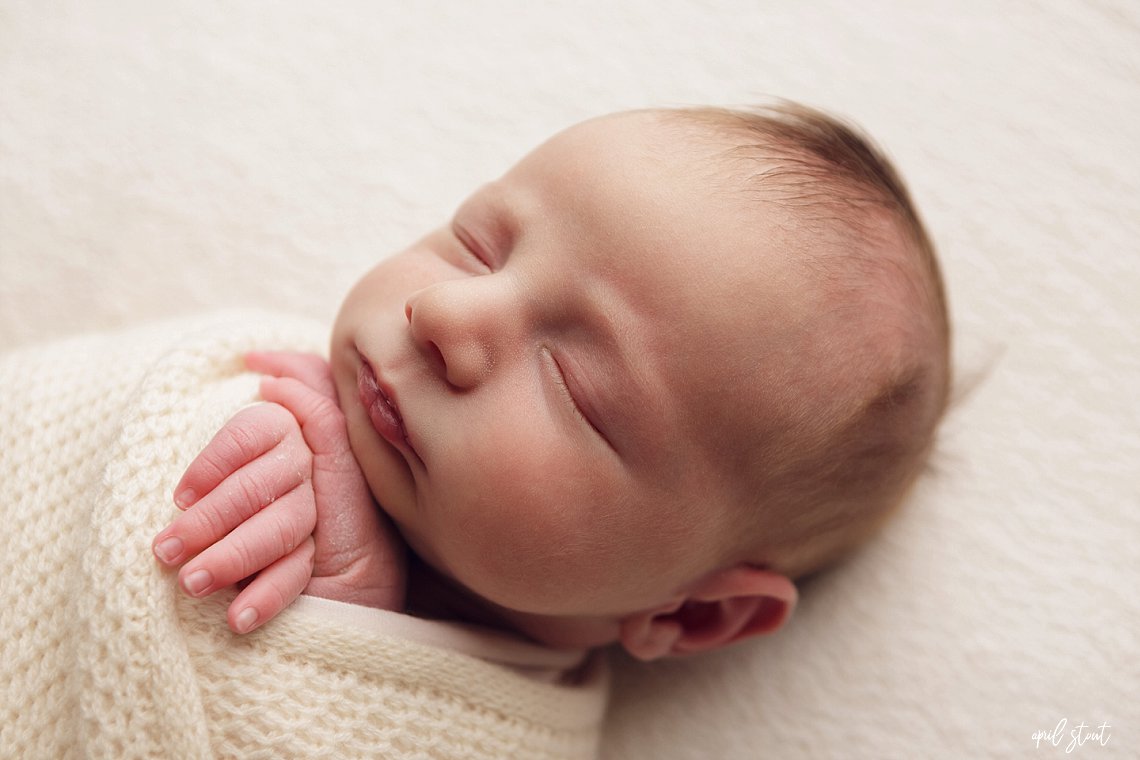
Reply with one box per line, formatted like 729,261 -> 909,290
0,311 -> 607,760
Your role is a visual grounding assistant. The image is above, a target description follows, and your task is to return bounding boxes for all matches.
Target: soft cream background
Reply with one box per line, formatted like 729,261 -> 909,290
2,2 -> 1137,758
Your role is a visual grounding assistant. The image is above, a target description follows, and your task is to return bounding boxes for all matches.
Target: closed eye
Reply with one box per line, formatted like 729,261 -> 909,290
452,222 -> 494,273
544,347 -> 613,449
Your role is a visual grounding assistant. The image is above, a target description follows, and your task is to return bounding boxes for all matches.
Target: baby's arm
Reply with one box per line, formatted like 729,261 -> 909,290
152,352 -> 406,633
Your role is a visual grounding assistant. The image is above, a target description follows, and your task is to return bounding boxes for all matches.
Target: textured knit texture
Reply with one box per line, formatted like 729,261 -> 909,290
0,312 -> 607,760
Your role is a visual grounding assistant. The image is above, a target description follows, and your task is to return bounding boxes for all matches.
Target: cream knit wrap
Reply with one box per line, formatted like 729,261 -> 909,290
0,311 -> 606,759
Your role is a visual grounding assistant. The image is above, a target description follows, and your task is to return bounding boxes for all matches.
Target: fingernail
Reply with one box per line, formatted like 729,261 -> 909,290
235,607 -> 258,633
174,488 -> 196,509
154,536 -> 184,564
183,569 -> 213,596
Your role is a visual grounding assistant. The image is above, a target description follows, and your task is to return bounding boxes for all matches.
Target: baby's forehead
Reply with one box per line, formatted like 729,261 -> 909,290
498,108 -> 901,390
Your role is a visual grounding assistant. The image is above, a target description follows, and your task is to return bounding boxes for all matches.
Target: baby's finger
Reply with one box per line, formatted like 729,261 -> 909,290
259,376 -> 355,469
176,484 -> 318,597
154,439 -> 309,566
226,538 -> 316,634
245,351 -> 337,401
173,403 -> 293,510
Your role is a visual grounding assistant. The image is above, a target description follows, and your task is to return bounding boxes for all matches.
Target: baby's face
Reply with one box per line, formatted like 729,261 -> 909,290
331,112 -> 813,632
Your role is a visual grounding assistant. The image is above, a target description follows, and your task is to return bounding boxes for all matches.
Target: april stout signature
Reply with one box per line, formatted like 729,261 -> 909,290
1032,719 -> 1112,753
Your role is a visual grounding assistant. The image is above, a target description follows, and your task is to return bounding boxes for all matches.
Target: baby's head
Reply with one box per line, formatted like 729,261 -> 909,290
330,103 -> 949,659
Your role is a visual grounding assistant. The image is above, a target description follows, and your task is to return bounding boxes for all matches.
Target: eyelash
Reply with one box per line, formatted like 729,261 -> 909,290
453,224 -> 494,272
547,350 -> 606,441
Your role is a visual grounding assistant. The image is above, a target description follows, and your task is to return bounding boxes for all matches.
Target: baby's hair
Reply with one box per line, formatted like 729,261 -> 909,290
667,102 -> 951,579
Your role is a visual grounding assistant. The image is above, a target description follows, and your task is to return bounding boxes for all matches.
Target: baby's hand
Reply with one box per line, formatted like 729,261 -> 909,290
152,352 -> 406,633
152,387 -> 318,633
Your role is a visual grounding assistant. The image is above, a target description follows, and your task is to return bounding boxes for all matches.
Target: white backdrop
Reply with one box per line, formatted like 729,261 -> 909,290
2,2 -> 1137,757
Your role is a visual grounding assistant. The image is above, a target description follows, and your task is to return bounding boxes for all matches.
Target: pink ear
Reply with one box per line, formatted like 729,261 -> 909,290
618,567 -> 797,660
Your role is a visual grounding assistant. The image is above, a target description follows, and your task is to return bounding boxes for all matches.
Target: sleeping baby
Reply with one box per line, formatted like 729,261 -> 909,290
0,100 -> 949,759
152,103 -> 951,659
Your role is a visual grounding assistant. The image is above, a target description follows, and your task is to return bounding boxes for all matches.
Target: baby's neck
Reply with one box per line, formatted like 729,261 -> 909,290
403,553 -> 518,633
402,553 -> 620,651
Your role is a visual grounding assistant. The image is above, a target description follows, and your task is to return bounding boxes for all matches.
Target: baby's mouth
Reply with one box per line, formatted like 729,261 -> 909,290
357,359 -> 420,465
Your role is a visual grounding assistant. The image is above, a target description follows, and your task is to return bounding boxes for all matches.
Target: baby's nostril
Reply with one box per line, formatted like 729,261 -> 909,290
426,340 -> 447,378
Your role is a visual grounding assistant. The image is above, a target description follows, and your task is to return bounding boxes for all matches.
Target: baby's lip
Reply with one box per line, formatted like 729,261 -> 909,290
357,357 -> 422,467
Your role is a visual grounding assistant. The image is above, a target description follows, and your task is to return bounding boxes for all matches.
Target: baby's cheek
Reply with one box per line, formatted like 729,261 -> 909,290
461,414 -> 557,494
442,437 -> 603,611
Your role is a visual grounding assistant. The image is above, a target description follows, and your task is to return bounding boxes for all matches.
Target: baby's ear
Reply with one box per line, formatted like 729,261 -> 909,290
618,566 -> 797,661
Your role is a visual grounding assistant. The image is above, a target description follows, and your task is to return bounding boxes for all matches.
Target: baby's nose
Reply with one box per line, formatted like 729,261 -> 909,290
405,283 -> 496,389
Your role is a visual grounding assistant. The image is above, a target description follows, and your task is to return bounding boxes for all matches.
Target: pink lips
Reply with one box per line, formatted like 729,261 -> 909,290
357,359 -> 418,463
